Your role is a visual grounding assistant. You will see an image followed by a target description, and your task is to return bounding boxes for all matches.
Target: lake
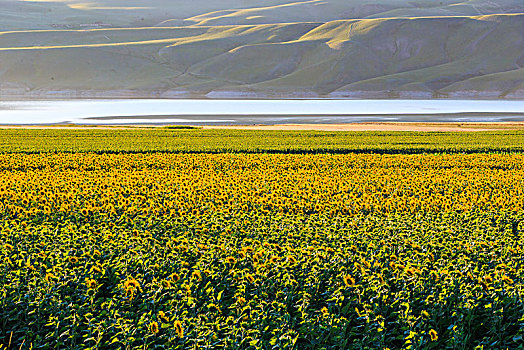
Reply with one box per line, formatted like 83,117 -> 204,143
1,99 -> 524,125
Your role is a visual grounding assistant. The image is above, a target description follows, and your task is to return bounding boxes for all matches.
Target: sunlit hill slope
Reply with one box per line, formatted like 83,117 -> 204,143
0,0 -> 523,98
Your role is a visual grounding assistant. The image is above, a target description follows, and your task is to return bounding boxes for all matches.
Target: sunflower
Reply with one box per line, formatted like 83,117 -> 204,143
406,267 -> 418,276
162,280 -> 171,289
85,278 -> 97,289
429,329 -> 438,341
343,274 -> 356,287
174,320 -> 184,338
124,278 -> 140,290
245,274 -> 255,283
361,259 -> 371,269
208,303 -> 220,312
192,270 -> 202,282
287,255 -> 297,264
91,265 -> 102,273
124,277 -> 142,297
170,272 -> 181,282
269,256 -> 279,264
501,274 -> 514,284
45,272 -> 57,282
395,264 -> 406,271
68,256 -> 79,264
158,311 -> 169,323
225,256 -> 237,264
149,321 -> 159,334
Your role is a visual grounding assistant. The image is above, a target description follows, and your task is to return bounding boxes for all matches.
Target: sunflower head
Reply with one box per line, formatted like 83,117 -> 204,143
245,274 -> 255,284
158,311 -> 169,323
85,278 -> 97,289
149,321 -> 159,334
45,272 -> 57,282
170,272 -> 181,282
191,270 -> 202,282
123,278 -> 142,297
343,274 -> 356,287
225,256 -> 237,264
287,255 -> 297,264
501,274 -> 514,284
174,320 -> 184,338
162,280 -> 171,288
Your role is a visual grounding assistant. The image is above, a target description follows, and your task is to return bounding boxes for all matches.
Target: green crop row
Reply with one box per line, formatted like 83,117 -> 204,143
1,128 -> 524,153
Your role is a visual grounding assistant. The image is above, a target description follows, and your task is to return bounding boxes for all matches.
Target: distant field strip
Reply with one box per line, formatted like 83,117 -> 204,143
1,129 -> 524,153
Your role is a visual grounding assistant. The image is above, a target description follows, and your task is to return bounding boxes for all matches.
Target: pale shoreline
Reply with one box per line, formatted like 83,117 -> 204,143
1,90 -> 524,101
2,122 -> 524,132
201,122 -> 524,132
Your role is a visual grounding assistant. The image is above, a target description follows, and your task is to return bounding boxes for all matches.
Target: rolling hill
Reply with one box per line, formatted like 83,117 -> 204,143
0,0 -> 523,98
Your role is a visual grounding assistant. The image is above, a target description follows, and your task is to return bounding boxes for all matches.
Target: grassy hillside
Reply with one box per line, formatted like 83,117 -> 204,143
1,0 -> 523,98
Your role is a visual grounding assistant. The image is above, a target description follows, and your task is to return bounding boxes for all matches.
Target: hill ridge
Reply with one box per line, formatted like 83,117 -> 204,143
1,0 -> 523,98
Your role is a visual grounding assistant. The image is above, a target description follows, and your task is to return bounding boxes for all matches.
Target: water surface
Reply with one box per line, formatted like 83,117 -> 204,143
1,99 -> 523,125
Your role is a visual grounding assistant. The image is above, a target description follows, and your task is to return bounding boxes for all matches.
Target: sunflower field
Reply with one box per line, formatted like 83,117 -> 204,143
1,131 -> 524,349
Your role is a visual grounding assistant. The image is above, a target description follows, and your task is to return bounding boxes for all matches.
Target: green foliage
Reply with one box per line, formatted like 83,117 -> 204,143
0,133 -> 524,349
1,128 -> 524,154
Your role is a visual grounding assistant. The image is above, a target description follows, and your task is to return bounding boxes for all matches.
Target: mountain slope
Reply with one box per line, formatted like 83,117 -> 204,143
0,0 -> 523,98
